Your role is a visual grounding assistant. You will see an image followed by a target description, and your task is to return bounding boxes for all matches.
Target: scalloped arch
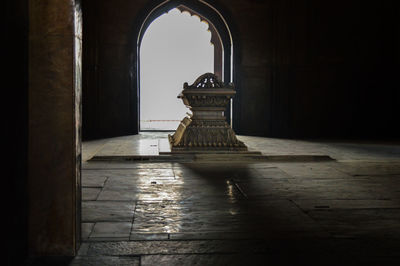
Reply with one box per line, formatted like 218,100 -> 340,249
130,0 -> 239,132
135,0 -> 233,82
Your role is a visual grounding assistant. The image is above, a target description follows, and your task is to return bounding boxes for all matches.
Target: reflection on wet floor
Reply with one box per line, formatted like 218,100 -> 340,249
79,134 -> 400,265
82,161 -> 400,243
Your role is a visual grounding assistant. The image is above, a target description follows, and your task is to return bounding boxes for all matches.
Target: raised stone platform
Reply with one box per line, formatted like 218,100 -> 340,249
89,138 -> 333,162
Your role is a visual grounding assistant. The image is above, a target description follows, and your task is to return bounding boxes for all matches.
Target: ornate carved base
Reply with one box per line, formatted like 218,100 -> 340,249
169,116 -> 247,152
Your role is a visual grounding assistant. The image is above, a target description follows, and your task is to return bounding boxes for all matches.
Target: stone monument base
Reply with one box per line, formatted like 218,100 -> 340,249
168,115 -> 248,152
168,73 -> 249,153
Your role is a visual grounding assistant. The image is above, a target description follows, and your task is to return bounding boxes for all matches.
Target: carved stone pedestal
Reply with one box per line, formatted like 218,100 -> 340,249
169,73 -> 247,152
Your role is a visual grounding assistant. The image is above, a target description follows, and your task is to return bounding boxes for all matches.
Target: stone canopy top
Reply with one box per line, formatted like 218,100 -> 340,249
178,73 -> 235,109
183,72 -> 234,90
179,73 -> 236,105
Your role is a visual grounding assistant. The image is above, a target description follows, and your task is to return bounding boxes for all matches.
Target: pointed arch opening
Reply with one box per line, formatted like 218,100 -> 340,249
140,8 -> 221,130
133,0 -> 237,133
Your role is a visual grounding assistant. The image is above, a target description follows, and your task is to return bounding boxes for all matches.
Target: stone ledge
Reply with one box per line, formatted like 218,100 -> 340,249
89,154 -> 334,163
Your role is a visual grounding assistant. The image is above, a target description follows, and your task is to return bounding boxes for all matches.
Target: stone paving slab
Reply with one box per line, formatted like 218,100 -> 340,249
70,256 -> 140,266
277,162 -> 352,179
140,254 -> 270,266
172,164 -> 260,179
333,161 -> 400,176
103,175 -> 176,189
167,230 -> 330,240
82,172 -> 108,188
130,199 -> 321,235
130,233 -> 169,241
82,201 -> 135,222
96,190 -> 141,201
140,253 -> 394,266
90,222 -> 132,239
85,238 -> 400,262
82,138 -> 109,162
83,161 -> 174,169
94,137 -> 160,157
86,240 -> 271,256
307,209 -> 400,238
81,223 -> 95,240
285,177 -> 400,199
85,168 -> 174,177
293,199 -> 400,210
237,175 -> 400,200
82,188 -> 101,200
250,166 -> 296,179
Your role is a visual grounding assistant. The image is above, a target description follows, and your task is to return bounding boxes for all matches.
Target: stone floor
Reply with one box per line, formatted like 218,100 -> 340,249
74,133 -> 400,265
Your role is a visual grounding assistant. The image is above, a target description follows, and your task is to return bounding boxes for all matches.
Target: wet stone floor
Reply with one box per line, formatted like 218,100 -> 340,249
75,159 -> 400,265
68,134 -> 400,265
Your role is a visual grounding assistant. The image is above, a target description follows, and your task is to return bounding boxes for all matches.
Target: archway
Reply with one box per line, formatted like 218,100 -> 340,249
139,8 -> 218,131
132,0 -> 237,133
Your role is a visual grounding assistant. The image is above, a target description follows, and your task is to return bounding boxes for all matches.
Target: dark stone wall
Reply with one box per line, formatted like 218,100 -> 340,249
82,0 -> 145,139
7,0 -> 82,262
28,0 -> 81,257
6,0 -> 29,264
83,0 -> 400,139
227,0 -> 400,138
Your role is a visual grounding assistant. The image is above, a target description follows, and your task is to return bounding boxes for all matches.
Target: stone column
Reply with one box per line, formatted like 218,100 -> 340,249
28,0 -> 82,256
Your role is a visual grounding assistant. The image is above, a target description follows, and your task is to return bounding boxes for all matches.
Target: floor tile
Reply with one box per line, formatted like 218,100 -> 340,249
70,256 -> 139,266
81,223 -> 95,240
90,222 -> 132,238
82,201 -> 135,222
82,188 -> 102,200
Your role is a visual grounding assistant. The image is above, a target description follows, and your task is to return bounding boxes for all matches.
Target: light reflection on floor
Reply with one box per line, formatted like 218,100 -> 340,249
79,133 -> 400,265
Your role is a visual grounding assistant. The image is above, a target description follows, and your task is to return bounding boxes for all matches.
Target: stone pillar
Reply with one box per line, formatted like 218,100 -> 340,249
28,0 -> 82,256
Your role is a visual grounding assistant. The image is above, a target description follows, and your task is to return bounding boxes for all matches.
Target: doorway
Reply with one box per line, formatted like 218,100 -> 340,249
139,8 -> 223,131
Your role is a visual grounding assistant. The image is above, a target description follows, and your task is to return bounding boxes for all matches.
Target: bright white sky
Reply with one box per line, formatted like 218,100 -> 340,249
140,8 -> 214,130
